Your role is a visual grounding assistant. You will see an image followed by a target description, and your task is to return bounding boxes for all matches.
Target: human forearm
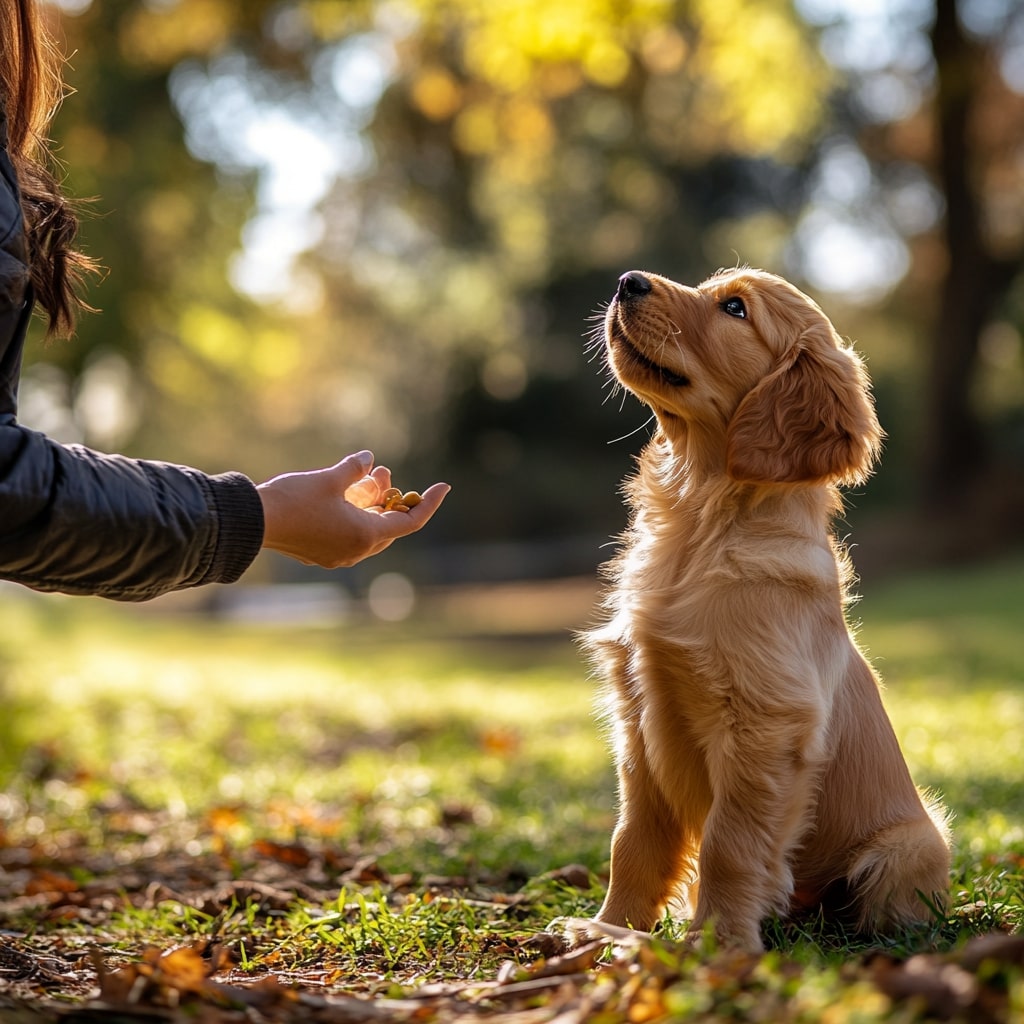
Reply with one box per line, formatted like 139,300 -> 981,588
0,424 -> 264,600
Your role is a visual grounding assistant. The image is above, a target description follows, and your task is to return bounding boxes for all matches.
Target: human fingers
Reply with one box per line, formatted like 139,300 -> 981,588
330,450 -> 375,490
327,451 -> 387,507
410,481 -> 451,519
345,479 -> 383,509
346,465 -> 395,509
366,465 -> 394,505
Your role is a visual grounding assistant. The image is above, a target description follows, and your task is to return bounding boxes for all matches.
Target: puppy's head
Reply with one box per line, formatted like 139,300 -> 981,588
603,267 -> 882,486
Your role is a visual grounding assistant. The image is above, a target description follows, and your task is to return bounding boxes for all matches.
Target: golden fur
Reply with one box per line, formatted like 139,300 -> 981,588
580,267 -> 950,951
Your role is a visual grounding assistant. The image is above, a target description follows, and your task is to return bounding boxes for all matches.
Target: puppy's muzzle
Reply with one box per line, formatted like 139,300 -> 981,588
608,271 -> 690,389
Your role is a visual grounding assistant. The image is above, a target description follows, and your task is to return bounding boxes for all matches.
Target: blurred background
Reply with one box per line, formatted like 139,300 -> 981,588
21,0 -> 1024,623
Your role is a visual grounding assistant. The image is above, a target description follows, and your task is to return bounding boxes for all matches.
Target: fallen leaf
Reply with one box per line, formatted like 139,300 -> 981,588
958,932 -> 1024,971
872,954 -> 978,1020
252,838 -> 313,868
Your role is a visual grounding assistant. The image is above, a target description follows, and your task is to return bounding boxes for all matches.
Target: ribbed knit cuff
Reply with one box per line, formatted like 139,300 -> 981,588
203,471 -> 266,585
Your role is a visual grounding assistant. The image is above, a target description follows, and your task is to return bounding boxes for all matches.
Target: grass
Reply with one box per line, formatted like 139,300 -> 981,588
0,554 -> 1023,1020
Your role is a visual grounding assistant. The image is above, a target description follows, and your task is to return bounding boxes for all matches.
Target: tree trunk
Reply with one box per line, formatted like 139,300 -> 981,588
920,0 -> 1007,506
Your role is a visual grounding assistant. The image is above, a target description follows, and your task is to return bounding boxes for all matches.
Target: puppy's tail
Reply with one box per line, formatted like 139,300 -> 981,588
848,795 -> 952,932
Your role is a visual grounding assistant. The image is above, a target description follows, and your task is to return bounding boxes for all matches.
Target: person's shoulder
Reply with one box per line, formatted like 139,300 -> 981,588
0,114 -> 27,266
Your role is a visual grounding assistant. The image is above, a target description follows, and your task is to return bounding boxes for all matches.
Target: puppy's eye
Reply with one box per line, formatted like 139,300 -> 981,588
721,297 -> 747,319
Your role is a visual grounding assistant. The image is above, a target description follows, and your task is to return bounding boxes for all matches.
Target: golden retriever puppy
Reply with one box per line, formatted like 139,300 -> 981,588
580,267 -> 950,952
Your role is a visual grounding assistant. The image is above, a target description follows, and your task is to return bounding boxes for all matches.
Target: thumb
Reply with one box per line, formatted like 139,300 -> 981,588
331,450 -> 374,488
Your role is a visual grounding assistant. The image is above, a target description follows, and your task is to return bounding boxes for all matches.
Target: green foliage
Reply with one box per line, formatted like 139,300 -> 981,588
23,1 -> 1024,561
27,0 -> 833,542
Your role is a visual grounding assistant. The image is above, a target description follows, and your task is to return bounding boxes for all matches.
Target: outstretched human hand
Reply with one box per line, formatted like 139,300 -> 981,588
257,451 -> 450,568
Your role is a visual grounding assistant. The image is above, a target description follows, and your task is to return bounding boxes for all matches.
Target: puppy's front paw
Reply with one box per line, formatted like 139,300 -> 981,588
548,915 -> 653,950
546,916 -> 597,951
683,920 -> 765,954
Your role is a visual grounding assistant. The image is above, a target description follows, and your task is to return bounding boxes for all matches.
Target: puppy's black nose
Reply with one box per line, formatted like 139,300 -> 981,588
617,271 -> 652,300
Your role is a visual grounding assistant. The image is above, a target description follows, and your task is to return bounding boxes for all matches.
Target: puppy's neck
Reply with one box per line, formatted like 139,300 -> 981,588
628,433 -> 844,534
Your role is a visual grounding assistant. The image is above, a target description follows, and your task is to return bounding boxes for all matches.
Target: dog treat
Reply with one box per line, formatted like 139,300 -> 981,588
380,487 -> 422,512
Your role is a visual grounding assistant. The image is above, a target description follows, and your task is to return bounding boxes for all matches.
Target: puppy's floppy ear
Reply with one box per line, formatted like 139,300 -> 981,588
726,321 -> 883,486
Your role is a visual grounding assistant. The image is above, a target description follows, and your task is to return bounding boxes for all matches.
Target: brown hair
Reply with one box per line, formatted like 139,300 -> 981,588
1,0 -> 98,338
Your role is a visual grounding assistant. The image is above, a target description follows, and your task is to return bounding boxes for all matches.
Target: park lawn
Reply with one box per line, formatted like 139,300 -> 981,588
0,554 -> 1022,1022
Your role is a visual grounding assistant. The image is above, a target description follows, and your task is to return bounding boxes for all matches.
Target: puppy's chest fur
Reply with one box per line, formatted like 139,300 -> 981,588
586,473 -> 846,716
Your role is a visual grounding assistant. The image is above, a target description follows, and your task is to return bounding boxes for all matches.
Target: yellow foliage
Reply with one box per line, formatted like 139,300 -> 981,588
690,0 -> 831,155
390,0 -> 832,283
250,326 -> 303,381
304,0 -> 374,41
139,191 -> 196,247
451,93 -> 554,160
411,0 -> 676,91
453,101 -> 501,155
502,98 -> 555,151
403,0 -> 827,160
146,345 -> 216,407
120,0 -> 235,66
582,38 -> 631,87
640,24 -> 689,75
178,306 -> 249,373
410,67 -> 464,121
151,306 -> 303,429
495,201 -> 548,267
536,63 -> 585,100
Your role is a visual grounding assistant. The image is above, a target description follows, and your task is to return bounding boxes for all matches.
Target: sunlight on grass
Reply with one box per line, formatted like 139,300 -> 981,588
0,586 -> 611,878
852,557 -> 1024,868
2,560 -> 1024,1020
1,553 -> 1023,908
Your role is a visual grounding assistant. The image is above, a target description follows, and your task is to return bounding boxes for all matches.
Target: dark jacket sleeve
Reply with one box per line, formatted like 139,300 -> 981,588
0,424 -> 265,601
0,118 -> 265,601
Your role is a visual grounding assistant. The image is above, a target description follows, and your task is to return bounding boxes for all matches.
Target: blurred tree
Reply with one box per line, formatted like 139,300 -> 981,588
283,0 -> 834,563
30,0 -> 271,466
795,0 -> 1024,549
922,0 -> 1023,505
34,0 -> 1024,582
39,0 -> 833,578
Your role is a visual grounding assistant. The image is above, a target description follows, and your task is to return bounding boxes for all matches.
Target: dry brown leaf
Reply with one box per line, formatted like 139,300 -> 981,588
252,838 -> 314,868
958,932 -> 1024,971
24,870 -> 79,898
872,953 -> 978,1020
542,864 -> 594,890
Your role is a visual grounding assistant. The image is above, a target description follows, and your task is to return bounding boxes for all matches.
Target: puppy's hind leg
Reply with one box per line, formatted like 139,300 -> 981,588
848,802 -> 951,932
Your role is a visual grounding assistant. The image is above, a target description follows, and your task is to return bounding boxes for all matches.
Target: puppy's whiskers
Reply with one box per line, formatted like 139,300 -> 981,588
655,321 -> 682,365
584,310 -> 610,365
607,414 -> 656,446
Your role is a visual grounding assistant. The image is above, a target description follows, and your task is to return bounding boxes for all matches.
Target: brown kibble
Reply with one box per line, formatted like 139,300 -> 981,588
380,486 -> 421,512
381,487 -> 403,511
